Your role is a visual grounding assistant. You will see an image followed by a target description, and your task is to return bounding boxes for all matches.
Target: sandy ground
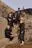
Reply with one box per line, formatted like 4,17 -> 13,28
0,38 -> 32,48
5,44 -> 32,48
0,36 -> 19,48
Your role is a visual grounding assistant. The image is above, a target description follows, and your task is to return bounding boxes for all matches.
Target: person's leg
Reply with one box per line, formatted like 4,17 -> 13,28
18,24 -> 22,43
19,23 -> 25,45
20,28 -> 25,45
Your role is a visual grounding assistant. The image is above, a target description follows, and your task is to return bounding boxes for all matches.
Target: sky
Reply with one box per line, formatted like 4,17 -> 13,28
1,0 -> 32,10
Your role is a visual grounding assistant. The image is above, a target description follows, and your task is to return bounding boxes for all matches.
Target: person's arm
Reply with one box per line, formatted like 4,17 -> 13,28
11,32 -> 17,37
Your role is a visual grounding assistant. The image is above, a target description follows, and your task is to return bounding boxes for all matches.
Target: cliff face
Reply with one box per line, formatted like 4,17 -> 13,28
15,9 -> 32,42
0,1 -> 15,18
21,9 -> 32,42
0,1 -> 32,42
0,1 -> 15,39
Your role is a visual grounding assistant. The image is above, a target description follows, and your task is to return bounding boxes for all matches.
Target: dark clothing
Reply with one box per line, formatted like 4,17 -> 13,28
13,11 -> 20,24
13,14 -> 17,24
5,28 -> 13,41
7,15 -> 13,27
18,23 -> 25,42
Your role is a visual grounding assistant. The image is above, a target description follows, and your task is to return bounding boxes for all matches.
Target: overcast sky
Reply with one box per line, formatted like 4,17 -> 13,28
1,0 -> 32,10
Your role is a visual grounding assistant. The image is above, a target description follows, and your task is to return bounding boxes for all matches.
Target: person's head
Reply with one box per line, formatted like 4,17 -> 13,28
8,12 -> 13,17
9,14 -> 11,17
18,8 -> 20,11
20,14 -> 24,23
20,13 -> 24,19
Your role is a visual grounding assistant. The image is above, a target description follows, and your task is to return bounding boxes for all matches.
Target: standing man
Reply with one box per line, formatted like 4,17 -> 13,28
6,12 -> 14,41
19,14 -> 25,45
7,12 -> 13,27
16,8 -> 20,24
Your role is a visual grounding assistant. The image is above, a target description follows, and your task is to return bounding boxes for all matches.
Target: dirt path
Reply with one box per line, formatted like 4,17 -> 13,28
6,44 -> 32,48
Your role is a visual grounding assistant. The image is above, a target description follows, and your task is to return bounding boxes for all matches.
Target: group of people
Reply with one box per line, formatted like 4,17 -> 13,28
5,8 -> 25,45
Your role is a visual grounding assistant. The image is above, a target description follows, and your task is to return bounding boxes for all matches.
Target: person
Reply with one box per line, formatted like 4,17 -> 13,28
5,25 -> 14,41
18,8 -> 20,15
7,12 -> 13,27
19,14 -> 25,45
16,8 -> 20,24
12,13 -> 17,24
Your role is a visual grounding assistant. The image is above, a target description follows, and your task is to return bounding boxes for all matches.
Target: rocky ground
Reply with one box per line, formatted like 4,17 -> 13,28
5,44 -> 32,48
0,38 -> 32,48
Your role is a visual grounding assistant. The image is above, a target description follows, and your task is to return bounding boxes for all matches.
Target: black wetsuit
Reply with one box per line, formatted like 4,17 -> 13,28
5,28 -> 14,41
13,13 -> 17,24
18,23 -> 25,42
7,14 -> 13,27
